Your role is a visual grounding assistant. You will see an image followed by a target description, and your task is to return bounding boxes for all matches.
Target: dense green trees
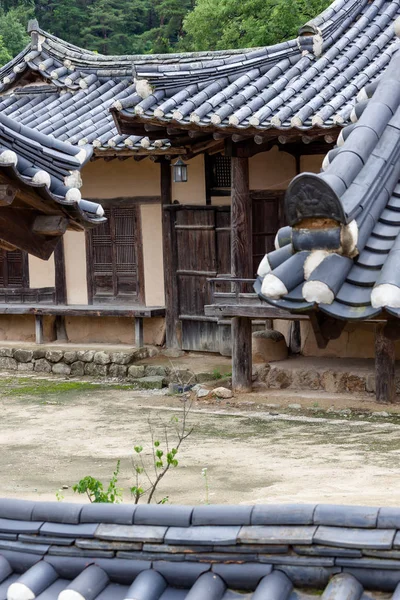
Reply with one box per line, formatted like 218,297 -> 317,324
0,0 -> 331,63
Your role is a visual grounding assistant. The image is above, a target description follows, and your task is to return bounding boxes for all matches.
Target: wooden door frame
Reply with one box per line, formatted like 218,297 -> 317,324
85,201 -> 145,306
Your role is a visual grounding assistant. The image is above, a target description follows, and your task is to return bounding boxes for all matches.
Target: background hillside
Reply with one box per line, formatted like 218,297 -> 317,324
0,0 -> 330,63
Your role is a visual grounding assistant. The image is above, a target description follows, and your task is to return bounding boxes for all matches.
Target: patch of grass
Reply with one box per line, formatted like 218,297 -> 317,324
0,377 -> 135,398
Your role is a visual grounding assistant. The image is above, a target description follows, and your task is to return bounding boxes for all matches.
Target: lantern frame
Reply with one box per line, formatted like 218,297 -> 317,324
172,157 -> 188,183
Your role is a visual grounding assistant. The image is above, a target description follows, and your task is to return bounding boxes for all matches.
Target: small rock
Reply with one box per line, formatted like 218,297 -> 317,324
13,349 -> 33,363
132,348 -> 149,361
52,363 -> 71,376
34,358 -> 52,373
110,352 -> 134,365
145,365 -> 167,377
94,351 -> 111,365
0,348 -> 13,358
109,364 -> 128,378
0,356 -> 17,371
339,408 -> 352,416
45,350 -> 64,363
212,387 -> 233,399
265,403 -> 281,408
196,387 -> 210,398
77,350 -> 95,363
85,363 -> 108,377
127,365 -> 146,379
288,403 -> 302,410
63,351 -> 78,365
372,411 -> 390,418
131,376 -> 165,390
17,362 -> 34,372
70,361 -> 85,377
62,485 -> 69,490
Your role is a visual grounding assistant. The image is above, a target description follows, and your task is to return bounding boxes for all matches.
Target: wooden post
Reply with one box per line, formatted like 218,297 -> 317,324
54,239 -> 67,305
160,159 -> 181,349
231,153 -> 253,393
35,314 -> 43,345
375,323 -> 396,403
135,317 -> 144,348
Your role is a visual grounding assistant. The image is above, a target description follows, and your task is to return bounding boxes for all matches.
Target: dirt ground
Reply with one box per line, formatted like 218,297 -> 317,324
1,375 -> 400,506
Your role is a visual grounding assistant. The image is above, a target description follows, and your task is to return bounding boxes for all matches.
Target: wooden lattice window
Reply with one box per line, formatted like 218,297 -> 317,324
211,155 -> 231,188
0,249 -> 28,288
87,205 -> 144,305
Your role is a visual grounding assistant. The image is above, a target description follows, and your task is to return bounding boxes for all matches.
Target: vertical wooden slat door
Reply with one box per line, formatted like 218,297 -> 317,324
174,206 -> 230,352
88,205 -> 143,305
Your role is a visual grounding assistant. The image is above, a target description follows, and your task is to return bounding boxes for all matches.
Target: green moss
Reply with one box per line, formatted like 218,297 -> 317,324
0,376 -> 135,398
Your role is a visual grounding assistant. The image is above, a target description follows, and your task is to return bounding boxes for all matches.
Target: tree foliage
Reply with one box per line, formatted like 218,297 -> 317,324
0,0 -> 331,63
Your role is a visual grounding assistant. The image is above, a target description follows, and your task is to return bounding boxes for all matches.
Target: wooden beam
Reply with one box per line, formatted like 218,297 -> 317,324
0,208 -> 61,259
54,238 -> 67,305
375,323 -> 396,403
161,159 -> 181,349
0,239 -> 16,251
0,184 -> 16,206
231,153 -> 253,393
32,215 -> 69,236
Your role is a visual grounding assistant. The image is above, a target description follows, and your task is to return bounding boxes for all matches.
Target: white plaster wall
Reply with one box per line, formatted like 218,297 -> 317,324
172,155 -> 206,205
300,154 -> 325,173
63,231 -> 88,304
250,147 -> 296,189
28,253 -> 55,288
140,204 -> 165,306
81,157 -> 160,198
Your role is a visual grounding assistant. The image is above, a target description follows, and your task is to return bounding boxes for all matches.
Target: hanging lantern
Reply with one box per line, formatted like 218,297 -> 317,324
172,157 -> 188,183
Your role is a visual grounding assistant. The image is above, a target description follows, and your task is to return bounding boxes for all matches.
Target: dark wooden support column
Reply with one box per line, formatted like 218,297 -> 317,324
230,151 -> 253,393
160,159 -> 181,349
375,322 -> 396,403
54,239 -> 67,305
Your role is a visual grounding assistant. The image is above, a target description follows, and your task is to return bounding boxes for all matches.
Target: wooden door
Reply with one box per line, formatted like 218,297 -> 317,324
173,206 -> 230,352
87,205 -> 144,305
252,191 -> 284,274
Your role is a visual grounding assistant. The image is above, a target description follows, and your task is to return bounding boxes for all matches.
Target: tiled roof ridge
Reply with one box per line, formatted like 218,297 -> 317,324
112,0 -> 400,136
256,35 -> 400,321
2,500 -> 400,598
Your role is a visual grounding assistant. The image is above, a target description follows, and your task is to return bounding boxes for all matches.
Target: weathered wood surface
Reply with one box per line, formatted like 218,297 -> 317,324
230,155 -> 253,392
135,316 -> 144,347
54,239 -> 67,305
32,215 -> 69,236
0,184 -> 16,206
161,159 -> 181,349
0,304 -> 165,318
375,323 -> 396,403
205,304 -> 310,320
35,314 -> 44,345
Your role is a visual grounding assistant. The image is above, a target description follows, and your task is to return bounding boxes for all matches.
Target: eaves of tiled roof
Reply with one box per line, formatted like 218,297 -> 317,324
2,499 -> 400,598
112,0 -> 400,145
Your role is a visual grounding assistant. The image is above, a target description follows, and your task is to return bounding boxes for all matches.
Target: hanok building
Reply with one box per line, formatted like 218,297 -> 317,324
0,1 -> 400,398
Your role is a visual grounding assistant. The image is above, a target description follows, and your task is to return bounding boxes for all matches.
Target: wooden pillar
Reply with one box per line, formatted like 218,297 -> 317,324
160,159 -> 181,349
54,238 -> 67,305
231,154 -> 253,393
375,323 -> 396,403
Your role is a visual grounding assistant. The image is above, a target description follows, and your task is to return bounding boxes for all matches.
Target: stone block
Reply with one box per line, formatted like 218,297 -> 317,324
131,376 -> 165,390
110,352 -> 135,365
34,359 -> 52,373
162,349 -> 185,358
17,363 -> 34,372
342,374 -> 366,393
252,329 -> 288,363
267,368 -> 292,389
0,357 -> 17,371
70,361 -> 85,377
145,365 -> 167,377
94,351 -> 111,365
0,348 -> 13,357
238,525 -> 316,545
84,363 -> 108,377
77,350 -> 95,363
109,364 -> 128,378
366,374 -> 376,393
52,363 -> 71,376
211,387 -> 233,399
127,365 -> 146,379
294,370 -> 321,390
45,350 -> 64,363
13,349 -> 33,363
63,351 -> 78,365
321,371 -> 345,394
32,349 -> 46,359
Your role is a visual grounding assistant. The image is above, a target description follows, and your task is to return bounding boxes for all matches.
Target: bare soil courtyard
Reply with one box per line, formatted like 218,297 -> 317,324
1,375 -> 400,506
